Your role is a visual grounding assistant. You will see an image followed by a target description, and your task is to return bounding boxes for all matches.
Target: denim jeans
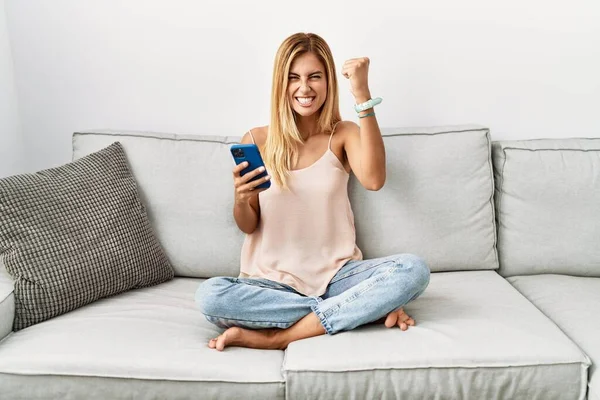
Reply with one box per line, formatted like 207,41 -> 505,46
195,253 -> 430,335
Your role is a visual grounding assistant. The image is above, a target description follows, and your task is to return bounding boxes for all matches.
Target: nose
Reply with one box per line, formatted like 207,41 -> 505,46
298,81 -> 312,95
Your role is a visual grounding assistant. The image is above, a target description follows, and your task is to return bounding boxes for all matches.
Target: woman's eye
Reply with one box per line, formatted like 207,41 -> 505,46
310,75 -> 321,80
288,76 -> 298,80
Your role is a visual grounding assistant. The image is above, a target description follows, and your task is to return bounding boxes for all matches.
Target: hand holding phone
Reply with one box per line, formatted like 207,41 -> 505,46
230,144 -> 271,203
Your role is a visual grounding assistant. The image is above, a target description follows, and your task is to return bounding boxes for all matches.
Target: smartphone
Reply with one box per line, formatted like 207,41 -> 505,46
230,144 -> 271,190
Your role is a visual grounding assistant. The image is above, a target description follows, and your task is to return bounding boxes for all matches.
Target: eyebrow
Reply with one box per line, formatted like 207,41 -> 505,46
289,71 -> 324,76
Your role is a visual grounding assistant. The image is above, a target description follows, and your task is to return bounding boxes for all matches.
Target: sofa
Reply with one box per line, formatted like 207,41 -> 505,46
0,125 -> 597,400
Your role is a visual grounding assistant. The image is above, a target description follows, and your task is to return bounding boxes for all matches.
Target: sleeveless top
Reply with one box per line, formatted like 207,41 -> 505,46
238,125 -> 363,297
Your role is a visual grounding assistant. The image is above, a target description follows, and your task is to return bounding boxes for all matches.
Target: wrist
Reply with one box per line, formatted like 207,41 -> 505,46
354,92 -> 372,104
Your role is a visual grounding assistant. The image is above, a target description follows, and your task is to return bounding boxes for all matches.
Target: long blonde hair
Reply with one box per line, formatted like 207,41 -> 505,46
263,32 -> 341,189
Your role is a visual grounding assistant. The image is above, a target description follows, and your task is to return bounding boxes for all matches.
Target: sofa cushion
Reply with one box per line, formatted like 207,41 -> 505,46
73,130 -> 244,278
350,125 -> 498,271
283,271 -> 590,400
508,274 -> 600,400
492,139 -> 600,277
0,142 -> 174,330
0,261 -> 14,342
0,278 -> 284,400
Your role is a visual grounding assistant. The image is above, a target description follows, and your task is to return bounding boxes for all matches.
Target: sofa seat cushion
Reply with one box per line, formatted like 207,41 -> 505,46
0,278 -> 284,400
283,271 -> 590,400
508,275 -> 600,400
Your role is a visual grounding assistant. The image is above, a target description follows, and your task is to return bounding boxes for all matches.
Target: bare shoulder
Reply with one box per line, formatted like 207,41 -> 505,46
331,120 -> 360,148
335,120 -> 360,137
241,126 -> 268,147
329,121 -> 360,172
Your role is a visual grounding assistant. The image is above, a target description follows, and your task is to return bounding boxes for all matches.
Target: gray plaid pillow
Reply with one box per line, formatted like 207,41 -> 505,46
0,142 -> 174,330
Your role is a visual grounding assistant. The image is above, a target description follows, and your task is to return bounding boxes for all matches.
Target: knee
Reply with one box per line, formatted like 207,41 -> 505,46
394,254 -> 431,291
195,277 -> 231,316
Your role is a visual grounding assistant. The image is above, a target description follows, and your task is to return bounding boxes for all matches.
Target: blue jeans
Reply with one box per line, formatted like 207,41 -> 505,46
195,253 -> 430,335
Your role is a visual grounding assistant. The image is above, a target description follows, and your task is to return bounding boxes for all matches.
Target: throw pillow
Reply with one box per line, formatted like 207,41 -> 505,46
0,142 -> 174,330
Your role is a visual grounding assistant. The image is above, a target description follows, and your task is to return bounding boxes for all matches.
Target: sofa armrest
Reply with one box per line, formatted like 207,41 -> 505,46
0,263 -> 15,341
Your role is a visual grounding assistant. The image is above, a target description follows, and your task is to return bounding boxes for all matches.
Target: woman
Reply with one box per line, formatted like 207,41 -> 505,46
195,32 -> 430,351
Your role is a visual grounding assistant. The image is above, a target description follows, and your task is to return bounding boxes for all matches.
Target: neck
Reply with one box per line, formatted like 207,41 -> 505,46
296,113 -> 320,140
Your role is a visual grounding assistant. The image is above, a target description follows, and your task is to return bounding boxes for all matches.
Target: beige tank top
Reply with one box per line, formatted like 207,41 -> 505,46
239,125 -> 363,297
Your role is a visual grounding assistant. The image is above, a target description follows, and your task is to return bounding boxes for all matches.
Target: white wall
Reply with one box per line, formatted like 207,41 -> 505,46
5,0 -> 600,172
0,0 -> 21,178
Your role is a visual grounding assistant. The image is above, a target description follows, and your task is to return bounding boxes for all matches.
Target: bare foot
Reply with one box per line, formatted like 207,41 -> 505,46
383,307 -> 415,331
207,327 -> 284,351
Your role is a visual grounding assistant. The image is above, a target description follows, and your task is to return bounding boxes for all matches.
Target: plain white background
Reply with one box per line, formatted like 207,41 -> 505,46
1,0 -> 600,176
0,0 -> 20,177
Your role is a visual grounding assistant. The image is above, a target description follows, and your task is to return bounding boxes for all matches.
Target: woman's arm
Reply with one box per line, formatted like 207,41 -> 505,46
232,132 -> 263,234
341,57 -> 386,191
233,194 -> 260,234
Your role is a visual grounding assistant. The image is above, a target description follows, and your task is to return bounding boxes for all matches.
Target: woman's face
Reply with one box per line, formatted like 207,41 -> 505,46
287,52 -> 327,118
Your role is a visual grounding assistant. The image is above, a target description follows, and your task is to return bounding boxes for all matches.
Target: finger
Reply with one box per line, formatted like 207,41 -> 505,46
239,166 -> 266,184
232,161 -> 249,175
346,59 -> 365,68
341,66 -> 351,79
239,175 -> 271,193
342,62 -> 356,73
245,185 -> 269,195
249,175 -> 271,188
236,187 -> 267,202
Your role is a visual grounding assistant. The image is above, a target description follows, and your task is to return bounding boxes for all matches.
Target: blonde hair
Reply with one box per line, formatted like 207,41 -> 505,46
263,32 -> 341,189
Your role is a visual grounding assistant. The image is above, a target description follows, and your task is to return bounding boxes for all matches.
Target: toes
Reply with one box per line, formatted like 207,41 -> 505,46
216,333 -> 227,351
208,338 -> 217,349
396,312 -> 414,330
384,309 -> 417,331
385,312 -> 398,328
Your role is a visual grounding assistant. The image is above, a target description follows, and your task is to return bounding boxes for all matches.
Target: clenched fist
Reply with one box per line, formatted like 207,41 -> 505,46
342,57 -> 371,102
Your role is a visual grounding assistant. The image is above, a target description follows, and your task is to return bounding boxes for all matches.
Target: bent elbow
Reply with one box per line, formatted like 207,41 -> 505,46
241,226 -> 257,235
365,178 -> 385,191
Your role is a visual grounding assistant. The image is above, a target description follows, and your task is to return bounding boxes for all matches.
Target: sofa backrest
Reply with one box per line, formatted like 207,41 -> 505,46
351,125 -> 498,272
492,138 -> 600,277
73,125 -> 498,278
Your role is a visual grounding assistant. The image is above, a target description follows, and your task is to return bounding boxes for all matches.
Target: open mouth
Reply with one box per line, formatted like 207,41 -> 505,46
295,97 -> 315,107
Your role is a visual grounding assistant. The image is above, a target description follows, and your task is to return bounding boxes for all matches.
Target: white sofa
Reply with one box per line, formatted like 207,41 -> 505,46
0,125 -> 597,400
